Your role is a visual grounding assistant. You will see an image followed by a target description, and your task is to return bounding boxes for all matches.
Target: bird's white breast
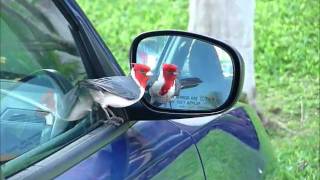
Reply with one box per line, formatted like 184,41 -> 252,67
149,78 -> 164,95
149,77 -> 175,104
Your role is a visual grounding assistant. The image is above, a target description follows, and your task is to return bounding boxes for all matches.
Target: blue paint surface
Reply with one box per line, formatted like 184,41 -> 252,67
57,120 -> 196,179
57,107 -> 260,179
172,108 -> 260,150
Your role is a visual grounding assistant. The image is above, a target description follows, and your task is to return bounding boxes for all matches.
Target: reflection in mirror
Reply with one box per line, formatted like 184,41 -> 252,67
136,35 -> 234,111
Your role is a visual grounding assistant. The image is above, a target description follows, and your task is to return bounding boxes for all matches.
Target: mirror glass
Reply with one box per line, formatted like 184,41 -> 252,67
136,35 -> 234,111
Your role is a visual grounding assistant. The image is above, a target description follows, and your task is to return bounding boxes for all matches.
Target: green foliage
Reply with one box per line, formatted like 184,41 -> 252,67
77,0 -> 319,178
77,0 -> 188,73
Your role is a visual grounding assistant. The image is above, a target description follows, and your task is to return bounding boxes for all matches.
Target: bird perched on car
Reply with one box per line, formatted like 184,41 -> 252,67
59,63 -> 152,126
149,63 -> 202,106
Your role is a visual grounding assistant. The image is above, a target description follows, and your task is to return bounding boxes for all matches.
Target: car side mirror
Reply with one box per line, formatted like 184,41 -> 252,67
130,30 -> 244,115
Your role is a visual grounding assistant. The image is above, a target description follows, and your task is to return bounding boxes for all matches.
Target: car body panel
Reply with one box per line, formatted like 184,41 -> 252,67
57,120 -> 204,179
171,107 -> 260,149
57,105 -> 273,179
173,106 -> 272,179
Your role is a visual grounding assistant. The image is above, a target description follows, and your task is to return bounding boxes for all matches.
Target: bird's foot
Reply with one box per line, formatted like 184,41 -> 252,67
103,116 -> 124,127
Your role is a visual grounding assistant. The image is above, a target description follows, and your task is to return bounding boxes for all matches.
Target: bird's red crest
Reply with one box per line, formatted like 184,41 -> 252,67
132,63 -> 151,73
160,64 -> 178,96
163,64 -> 177,73
132,63 -> 151,89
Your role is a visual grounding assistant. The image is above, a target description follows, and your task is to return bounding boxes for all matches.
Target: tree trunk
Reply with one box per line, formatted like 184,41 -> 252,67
188,0 -> 256,105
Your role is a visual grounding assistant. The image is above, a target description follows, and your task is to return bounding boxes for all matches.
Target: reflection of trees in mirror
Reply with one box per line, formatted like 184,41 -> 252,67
137,36 -> 169,71
141,37 -> 169,53
0,0 -> 81,82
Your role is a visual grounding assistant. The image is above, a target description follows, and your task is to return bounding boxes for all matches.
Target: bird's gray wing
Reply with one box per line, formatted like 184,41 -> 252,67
82,76 -> 140,100
174,77 -> 203,96
179,77 -> 202,89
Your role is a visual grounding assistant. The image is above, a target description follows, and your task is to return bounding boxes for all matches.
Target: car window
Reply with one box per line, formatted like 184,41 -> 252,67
0,0 -> 91,165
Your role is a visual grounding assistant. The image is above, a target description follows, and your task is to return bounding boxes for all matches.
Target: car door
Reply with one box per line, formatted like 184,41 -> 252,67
1,0 -> 205,179
57,120 -> 205,180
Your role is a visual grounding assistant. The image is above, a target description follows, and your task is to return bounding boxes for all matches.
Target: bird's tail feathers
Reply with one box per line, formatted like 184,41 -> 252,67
180,77 -> 203,89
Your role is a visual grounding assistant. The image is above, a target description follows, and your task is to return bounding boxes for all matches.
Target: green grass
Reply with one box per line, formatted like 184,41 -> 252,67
76,0 -> 188,73
255,0 -> 319,179
77,0 -> 319,179
197,130 -> 266,180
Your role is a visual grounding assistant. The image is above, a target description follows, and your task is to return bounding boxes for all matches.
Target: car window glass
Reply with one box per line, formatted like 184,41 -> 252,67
0,0 -> 89,164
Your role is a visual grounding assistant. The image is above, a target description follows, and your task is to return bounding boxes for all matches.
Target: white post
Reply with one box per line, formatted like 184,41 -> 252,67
188,0 -> 256,104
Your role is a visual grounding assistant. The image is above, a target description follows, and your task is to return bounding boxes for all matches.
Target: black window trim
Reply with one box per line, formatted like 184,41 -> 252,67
53,0 -> 125,78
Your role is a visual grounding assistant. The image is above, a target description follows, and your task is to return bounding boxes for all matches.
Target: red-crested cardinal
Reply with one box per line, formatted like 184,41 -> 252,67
149,64 -> 178,104
148,64 -> 203,106
59,64 -> 152,126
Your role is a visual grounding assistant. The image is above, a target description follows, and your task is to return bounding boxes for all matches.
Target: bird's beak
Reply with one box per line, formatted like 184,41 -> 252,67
146,71 -> 153,77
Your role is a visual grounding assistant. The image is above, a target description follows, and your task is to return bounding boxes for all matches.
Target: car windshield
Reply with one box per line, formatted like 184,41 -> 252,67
0,0 -> 90,163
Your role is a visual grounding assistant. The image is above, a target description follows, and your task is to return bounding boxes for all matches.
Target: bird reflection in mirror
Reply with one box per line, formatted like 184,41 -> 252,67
149,64 -> 202,107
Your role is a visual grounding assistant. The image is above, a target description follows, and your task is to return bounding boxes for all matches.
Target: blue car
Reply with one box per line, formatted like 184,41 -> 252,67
0,0 -> 274,179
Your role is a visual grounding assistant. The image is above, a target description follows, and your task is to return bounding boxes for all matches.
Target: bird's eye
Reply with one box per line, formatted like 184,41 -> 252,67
140,70 -> 146,74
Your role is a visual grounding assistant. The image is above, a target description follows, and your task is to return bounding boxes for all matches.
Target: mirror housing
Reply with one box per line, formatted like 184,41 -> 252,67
130,30 -> 244,115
